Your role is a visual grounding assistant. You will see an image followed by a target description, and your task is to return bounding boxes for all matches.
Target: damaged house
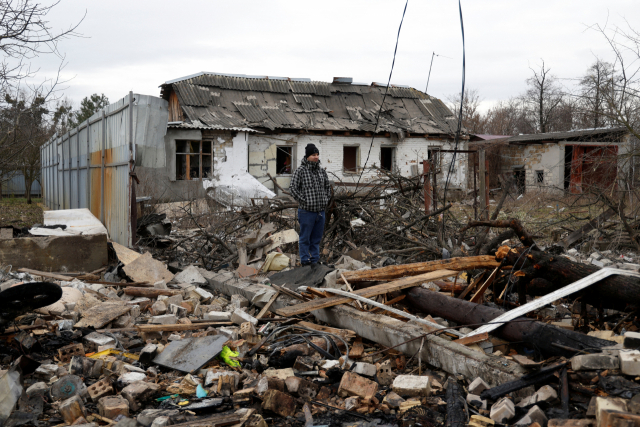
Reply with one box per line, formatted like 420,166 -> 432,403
148,72 -> 470,201
470,127 -> 631,194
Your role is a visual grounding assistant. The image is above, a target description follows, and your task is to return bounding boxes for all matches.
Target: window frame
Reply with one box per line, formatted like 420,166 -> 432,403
275,145 -> 294,176
343,145 -> 361,174
175,140 -> 213,181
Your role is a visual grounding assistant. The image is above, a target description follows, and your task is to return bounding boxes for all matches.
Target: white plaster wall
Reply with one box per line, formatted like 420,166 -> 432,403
246,133 -> 469,191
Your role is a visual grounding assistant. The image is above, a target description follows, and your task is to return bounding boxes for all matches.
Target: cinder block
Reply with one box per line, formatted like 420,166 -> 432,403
571,354 -> 619,371
58,343 -> 85,363
353,362 -> 376,377
149,314 -> 177,325
620,350 -> 640,376
87,378 -> 113,402
392,375 -> 431,397
121,381 -> 161,411
204,311 -> 231,321
338,371 -> 378,402
230,294 -> 249,308
83,332 -> 115,352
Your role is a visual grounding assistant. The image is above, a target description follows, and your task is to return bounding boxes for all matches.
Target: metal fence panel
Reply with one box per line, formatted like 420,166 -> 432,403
40,92 -> 169,247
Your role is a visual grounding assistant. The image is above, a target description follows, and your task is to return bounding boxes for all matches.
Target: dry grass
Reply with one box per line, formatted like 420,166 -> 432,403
0,197 -> 43,228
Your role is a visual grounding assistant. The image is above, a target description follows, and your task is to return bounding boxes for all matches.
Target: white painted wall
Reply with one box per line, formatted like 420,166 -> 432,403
246,133 -> 469,191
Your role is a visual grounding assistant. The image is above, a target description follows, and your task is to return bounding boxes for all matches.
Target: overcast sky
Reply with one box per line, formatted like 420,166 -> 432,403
30,0 -> 639,112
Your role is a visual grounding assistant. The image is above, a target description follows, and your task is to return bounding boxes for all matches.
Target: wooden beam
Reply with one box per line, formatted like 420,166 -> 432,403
340,256 -> 499,283
453,332 -> 489,346
470,266 -> 500,303
275,269 -> 457,317
256,291 -> 280,319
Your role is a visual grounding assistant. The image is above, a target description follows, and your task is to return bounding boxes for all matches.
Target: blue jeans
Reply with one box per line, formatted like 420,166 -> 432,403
298,209 -> 325,264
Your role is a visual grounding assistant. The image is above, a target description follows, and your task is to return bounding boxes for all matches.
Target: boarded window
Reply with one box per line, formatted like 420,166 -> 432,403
276,146 -> 293,175
343,146 -> 359,172
380,147 -> 394,171
176,140 -> 213,180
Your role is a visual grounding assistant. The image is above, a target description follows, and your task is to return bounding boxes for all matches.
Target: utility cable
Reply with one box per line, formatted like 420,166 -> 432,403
355,0 -> 409,191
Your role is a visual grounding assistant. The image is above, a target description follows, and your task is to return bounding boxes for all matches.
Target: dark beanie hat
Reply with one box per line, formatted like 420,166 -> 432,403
305,143 -> 319,158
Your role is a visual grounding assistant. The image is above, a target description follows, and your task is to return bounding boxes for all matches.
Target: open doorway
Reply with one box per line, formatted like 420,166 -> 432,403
380,147 -> 395,171
564,145 -> 573,190
513,168 -> 526,194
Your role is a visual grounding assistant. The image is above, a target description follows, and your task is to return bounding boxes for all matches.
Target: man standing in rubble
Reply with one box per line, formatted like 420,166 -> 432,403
289,143 -> 332,266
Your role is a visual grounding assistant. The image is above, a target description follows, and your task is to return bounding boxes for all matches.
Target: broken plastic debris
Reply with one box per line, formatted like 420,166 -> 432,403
196,384 -> 208,398
218,346 -> 240,367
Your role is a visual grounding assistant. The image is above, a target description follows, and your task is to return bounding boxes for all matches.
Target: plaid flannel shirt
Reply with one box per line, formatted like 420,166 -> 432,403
289,158 -> 331,212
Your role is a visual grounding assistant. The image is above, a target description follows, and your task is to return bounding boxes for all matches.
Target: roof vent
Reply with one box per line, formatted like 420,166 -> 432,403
333,77 -> 353,84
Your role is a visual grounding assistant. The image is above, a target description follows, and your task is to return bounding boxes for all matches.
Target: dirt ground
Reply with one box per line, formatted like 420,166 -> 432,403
0,197 -> 43,228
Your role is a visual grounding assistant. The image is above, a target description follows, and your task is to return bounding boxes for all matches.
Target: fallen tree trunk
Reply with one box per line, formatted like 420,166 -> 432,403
405,287 -> 616,357
499,247 -> 640,310
340,255 -> 499,283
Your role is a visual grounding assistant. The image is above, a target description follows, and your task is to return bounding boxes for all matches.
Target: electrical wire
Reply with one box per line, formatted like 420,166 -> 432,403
355,0 -> 409,190
442,0 -> 466,209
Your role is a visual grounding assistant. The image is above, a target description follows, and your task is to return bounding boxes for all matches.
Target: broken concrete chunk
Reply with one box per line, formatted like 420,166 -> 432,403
620,350 -> 640,376
150,301 -> 167,316
514,405 -> 548,427
262,389 -> 296,417
392,375 -> 431,397
469,377 -> 490,395
121,381 -> 160,411
118,372 -> 147,386
231,308 -> 257,326
154,280 -> 168,289
219,326 -> 238,340
338,371 -> 378,402
173,265 -> 207,286
83,332 -> 116,353
353,362 -> 376,377
59,395 -> 86,424
168,303 -> 187,318
518,385 -> 558,407
571,354 -> 619,371
230,294 -> 249,309
139,344 -> 158,365
98,395 -> 129,419
123,252 -> 174,284
204,311 -> 232,321
256,377 -> 285,396
383,391 -> 405,409
149,314 -> 177,325
284,376 -> 319,399
137,409 -> 180,427
490,397 -> 515,423
263,368 -> 295,380
25,382 -> 48,397
595,397 -> 629,424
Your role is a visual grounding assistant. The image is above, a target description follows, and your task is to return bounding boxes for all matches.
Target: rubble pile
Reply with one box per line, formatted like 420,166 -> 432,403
5,195 -> 640,426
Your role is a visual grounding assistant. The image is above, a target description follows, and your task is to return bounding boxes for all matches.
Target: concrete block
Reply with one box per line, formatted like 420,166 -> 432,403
139,344 -> 158,365
571,354 -> 619,371
219,326 -> 238,340
469,377 -> 490,395
353,362 -> 376,377
467,393 -> 487,409
195,304 -> 223,317
191,287 -> 213,303
261,389 -> 296,417
87,378 -> 113,402
598,410 -> 640,427
231,294 -> 249,308
83,332 -> 115,352
620,350 -> 640,376
149,314 -> 177,325
515,405 -> 548,427
392,375 -> 431,397
98,395 -> 129,419
263,368 -> 295,380
595,397 -> 629,426
624,332 -> 640,349
59,395 -> 86,424
25,382 -> 48,397
121,381 -> 161,411
518,385 -> 558,407
338,371 -> 379,401
256,376 -> 285,396
376,359 -> 395,386
118,372 -> 147,385
150,301 -> 167,316
204,311 -> 231,321
231,308 -> 257,326
168,303 -> 187,318
174,265 -> 207,286
490,397 -> 515,423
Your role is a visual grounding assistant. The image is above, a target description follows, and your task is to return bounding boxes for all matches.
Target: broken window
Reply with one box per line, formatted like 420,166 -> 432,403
343,146 -> 359,173
276,146 -> 293,175
176,140 -> 213,180
380,147 -> 395,172
536,170 -> 544,184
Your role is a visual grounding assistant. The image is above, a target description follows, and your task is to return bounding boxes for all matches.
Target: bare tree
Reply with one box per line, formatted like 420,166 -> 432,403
522,60 -> 568,133
446,88 -> 485,133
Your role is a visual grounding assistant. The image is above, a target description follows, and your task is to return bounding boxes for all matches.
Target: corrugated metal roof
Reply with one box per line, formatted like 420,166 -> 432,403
164,72 -> 459,135
507,127 -> 628,143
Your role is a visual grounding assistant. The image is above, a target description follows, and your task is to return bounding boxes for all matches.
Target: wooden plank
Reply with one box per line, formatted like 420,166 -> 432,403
470,266 -> 500,303
340,256 -> 499,283
256,291 -> 280,319
298,321 -> 356,339
458,271 -> 486,300
111,241 -> 142,265
136,322 -> 233,333
18,268 -> 73,282
275,269 -> 457,317
453,332 -> 489,346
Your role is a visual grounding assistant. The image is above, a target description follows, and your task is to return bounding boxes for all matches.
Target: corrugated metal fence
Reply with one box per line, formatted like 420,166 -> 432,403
41,92 -> 168,247
1,172 -> 41,196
